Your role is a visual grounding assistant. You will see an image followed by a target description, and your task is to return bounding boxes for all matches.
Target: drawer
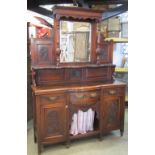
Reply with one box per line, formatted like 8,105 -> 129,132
36,69 -> 65,86
85,68 -> 108,80
40,94 -> 65,104
103,87 -> 124,96
70,91 -> 100,104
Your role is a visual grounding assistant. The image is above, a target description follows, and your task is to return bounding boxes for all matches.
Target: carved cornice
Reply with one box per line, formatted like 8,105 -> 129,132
53,6 -> 102,22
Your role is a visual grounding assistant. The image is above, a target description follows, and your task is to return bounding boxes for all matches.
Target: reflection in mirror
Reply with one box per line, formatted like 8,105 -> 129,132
60,21 -> 91,63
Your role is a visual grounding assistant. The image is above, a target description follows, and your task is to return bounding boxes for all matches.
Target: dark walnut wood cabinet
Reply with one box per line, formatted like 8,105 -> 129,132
101,86 -> 125,136
30,6 -> 126,155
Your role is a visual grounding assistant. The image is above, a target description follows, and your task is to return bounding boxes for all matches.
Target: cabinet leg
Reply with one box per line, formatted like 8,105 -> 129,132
99,132 -> 103,141
34,134 -> 37,143
37,143 -> 42,155
120,129 -> 124,136
65,140 -> 70,148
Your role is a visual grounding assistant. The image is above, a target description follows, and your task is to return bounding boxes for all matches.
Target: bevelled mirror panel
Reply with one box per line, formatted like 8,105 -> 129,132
60,21 -> 91,63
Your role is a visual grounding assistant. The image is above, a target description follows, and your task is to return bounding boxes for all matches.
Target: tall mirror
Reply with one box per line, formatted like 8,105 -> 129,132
60,21 -> 91,63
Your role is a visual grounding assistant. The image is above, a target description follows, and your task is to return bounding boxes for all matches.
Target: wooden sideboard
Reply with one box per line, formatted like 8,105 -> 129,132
29,6 -> 126,155
32,81 -> 125,154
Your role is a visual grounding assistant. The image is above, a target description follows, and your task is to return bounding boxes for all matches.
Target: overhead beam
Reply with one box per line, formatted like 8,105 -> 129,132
76,0 -> 89,8
27,0 -> 128,8
86,0 -> 128,5
27,0 -> 128,19
28,6 -> 54,18
101,4 -> 128,21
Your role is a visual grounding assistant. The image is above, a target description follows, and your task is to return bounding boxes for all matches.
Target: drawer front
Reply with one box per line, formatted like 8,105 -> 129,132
85,68 -> 108,80
103,87 -> 124,97
40,94 -> 65,104
70,91 -> 100,104
36,69 -> 65,85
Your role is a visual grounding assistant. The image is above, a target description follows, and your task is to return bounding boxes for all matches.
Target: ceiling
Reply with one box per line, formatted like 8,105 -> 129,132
27,0 -> 128,21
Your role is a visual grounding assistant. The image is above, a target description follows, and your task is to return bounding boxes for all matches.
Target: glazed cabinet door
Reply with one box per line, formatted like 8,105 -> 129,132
101,96 -> 124,133
38,94 -> 67,144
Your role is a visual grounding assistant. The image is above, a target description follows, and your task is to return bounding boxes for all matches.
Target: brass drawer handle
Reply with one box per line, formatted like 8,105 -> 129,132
75,94 -> 84,99
48,96 -> 58,101
109,90 -> 116,95
90,92 -> 97,98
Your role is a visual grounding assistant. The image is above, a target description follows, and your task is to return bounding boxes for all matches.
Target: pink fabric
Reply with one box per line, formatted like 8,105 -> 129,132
70,108 -> 95,135
78,110 -> 83,133
70,113 -> 78,135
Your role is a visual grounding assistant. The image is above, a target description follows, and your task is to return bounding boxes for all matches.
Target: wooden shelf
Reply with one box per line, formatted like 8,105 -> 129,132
70,130 -> 99,140
115,68 -> 128,72
104,37 -> 128,43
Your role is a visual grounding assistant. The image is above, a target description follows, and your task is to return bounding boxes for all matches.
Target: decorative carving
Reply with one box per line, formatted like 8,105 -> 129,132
31,69 -> 36,86
56,48 -> 61,65
100,48 -> 108,59
107,102 -> 119,124
96,32 -> 101,64
69,102 -> 99,115
47,110 -> 59,135
71,70 -> 81,78
52,6 -> 102,22
57,15 -> 100,21
55,19 -> 61,66
38,46 -> 49,62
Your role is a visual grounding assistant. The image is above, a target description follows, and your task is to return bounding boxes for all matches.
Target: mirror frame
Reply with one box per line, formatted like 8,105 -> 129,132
53,6 -> 102,66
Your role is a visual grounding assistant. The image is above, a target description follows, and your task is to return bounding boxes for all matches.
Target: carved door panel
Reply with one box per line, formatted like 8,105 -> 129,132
40,102 -> 66,143
96,33 -> 113,64
99,41 -> 113,64
31,39 -> 54,67
102,97 -> 121,132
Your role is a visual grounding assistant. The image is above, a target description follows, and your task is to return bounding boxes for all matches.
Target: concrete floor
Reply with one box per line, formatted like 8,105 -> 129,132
27,109 -> 128,155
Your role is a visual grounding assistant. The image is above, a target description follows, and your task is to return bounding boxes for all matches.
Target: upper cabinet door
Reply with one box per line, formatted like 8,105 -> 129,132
99,41 -> 113,64
96,33 -> 113,64
30,38 -> 54,67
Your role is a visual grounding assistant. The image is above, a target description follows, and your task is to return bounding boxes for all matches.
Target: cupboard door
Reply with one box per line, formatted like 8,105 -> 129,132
97,33 -> 113,64
40,102 -> 66,143
99,42 -> 113,64
102,96 -> 122,132
31,38 -> 54,67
